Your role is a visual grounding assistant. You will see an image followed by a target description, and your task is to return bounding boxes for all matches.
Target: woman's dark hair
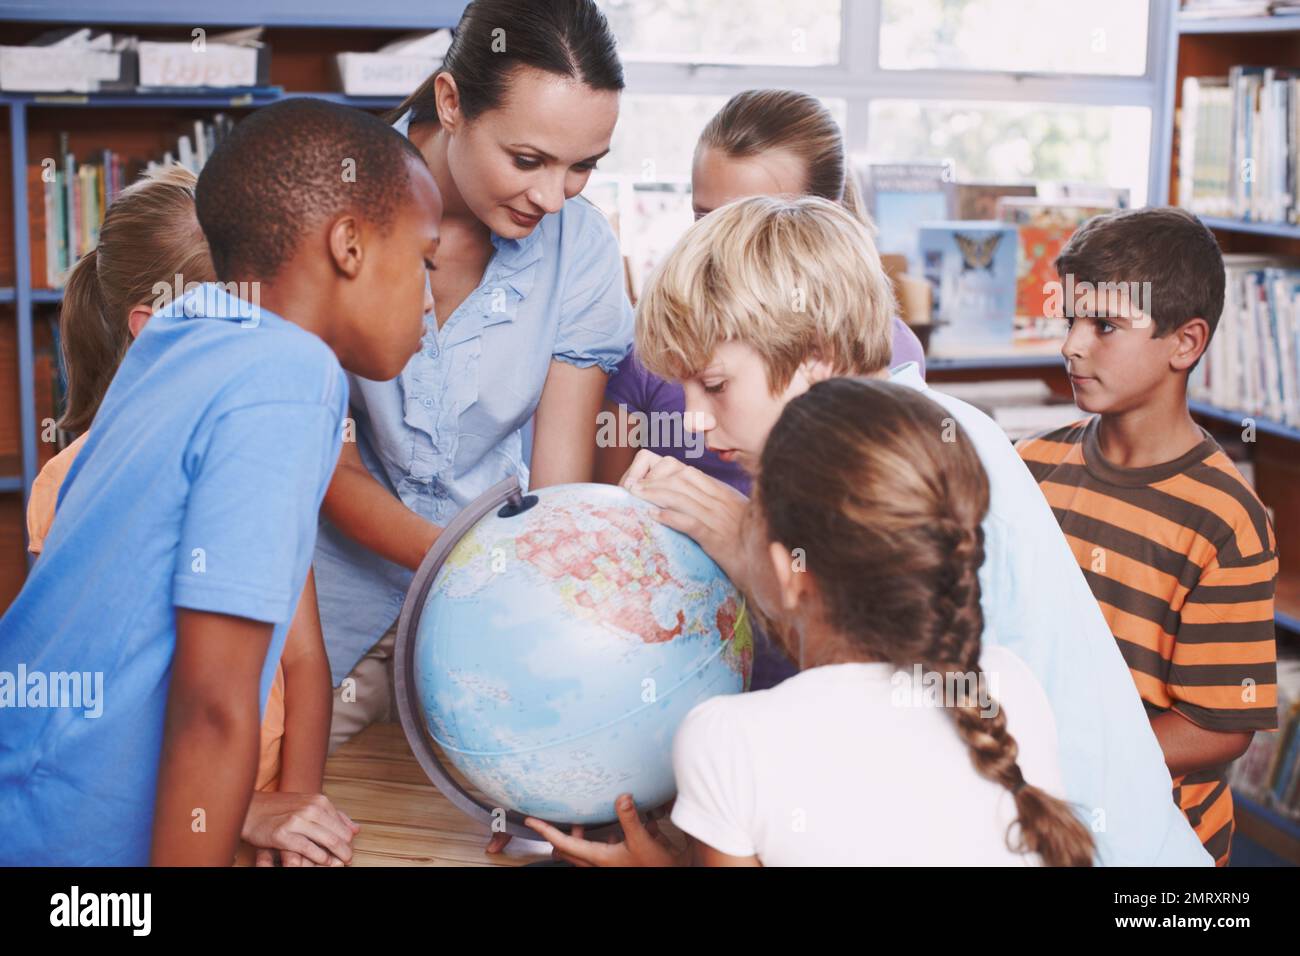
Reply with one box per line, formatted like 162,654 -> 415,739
393,0 -> 625,125
754,378 -> 1096,867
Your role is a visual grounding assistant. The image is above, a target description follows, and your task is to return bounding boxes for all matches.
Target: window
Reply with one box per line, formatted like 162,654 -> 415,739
867,101 -> 1152,207
591,1 -> 1172,284
879,0 -> 1149,76
600,0 -> 842,66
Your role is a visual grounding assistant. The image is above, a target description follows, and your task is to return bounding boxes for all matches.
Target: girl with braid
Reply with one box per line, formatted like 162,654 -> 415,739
529,379 -> 1094,866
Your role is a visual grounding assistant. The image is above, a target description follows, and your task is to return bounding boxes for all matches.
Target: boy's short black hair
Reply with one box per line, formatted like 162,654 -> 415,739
1054,206 -> 1226,339
196,97 -> 426,281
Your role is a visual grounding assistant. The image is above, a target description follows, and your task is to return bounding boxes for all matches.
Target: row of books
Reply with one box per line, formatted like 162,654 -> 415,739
1179,68 -> 1299,224
28,116 -> 235,289
1190,254 -> 1300,426
1229,660 -> 1300,822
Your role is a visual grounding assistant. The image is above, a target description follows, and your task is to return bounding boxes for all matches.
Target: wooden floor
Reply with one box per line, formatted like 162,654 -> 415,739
282,722 -> 554,866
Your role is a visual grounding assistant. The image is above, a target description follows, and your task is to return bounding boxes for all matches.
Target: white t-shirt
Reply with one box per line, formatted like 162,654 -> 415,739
670,645 -> 1068,866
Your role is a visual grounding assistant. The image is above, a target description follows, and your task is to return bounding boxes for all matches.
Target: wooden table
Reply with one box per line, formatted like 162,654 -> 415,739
318,722 -> 553,866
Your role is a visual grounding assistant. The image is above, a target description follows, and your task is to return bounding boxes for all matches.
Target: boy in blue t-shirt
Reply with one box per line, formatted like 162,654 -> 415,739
0,98 -> 442,865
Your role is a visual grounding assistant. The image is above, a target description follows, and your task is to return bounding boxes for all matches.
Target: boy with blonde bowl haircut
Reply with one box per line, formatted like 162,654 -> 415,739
1017,207 -> 1278,866
607,195 -> 1209,865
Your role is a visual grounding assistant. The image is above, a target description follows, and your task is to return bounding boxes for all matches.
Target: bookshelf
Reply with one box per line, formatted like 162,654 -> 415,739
0,6 -> 469,606
1165,6 -> 1300,655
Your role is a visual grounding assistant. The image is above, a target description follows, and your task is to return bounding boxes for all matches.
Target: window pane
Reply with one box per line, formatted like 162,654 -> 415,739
879,0 -> 1149,76
598,0 -> 842,66
866,100 -> 1151,207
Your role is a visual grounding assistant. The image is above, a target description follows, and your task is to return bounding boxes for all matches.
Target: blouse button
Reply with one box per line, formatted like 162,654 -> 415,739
422,397 -> 433,408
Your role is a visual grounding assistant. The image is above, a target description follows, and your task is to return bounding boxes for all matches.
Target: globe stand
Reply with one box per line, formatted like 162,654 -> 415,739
393,476 -> 624,843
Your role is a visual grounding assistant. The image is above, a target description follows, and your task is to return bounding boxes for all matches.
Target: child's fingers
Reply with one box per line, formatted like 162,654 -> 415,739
524,817 -> 610,866
619,449 -> 663,489
278,838 -> 328,866
254,848 -> 275,867
297,817 -> 355,864
300,799 -> 358,858
614,794 -> 661,861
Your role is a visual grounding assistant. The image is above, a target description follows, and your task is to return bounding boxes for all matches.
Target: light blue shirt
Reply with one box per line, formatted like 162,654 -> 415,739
889,363 -> 1210,865
0,284 -> 348,865
314,111 -> 635,684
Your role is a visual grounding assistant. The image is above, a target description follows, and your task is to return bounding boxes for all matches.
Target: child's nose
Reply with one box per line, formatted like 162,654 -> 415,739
683,409 -> 717,434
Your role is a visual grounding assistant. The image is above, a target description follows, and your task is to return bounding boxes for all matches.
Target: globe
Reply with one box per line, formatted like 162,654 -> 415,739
406,481 -> 753,827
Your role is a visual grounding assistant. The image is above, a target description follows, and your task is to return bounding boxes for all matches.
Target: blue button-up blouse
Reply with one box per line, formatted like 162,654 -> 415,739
314,112 -> 634,684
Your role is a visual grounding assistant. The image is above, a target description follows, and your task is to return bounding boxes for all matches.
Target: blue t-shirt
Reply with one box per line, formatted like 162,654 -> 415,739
0,283 -> 347,865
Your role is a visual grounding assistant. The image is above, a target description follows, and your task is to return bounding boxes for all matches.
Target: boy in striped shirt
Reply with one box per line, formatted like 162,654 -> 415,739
1017,207 -> 1278,865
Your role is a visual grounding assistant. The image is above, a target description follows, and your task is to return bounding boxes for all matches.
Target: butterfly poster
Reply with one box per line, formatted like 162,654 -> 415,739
919,221 -> 1017,353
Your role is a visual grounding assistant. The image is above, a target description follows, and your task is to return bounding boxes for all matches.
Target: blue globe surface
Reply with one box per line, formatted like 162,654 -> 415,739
412,482 -> 752,824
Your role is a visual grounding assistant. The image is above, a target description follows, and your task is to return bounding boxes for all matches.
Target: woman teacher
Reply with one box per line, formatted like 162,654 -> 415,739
313,0 -> 633,773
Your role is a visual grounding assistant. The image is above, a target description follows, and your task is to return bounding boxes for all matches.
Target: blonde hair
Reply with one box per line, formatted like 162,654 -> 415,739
635,195 -> 895,390
698,89 -> 872,231
58,163 -> 213,433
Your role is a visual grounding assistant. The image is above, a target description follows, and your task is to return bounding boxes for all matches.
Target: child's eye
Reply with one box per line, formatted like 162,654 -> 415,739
1097,320 -> 1116,334
575,161 -> 598,172
703,381 -> 726,395
514,156 -> 542,170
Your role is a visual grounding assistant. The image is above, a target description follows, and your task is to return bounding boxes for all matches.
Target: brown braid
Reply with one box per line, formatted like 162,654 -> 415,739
754,378 -> 1095,866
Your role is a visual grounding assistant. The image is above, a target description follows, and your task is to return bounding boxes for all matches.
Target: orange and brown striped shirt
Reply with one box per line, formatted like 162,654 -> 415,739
1017,417 -> 1278,866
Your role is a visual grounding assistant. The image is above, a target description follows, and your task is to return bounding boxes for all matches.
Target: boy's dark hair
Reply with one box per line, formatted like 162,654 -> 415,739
196,97 -> 426,281
1054,206 -> 1225,340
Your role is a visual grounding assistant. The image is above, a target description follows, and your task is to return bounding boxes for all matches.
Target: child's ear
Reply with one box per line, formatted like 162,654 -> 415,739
327,215 -> 364,278
767,540 -> 808,612
799,355 -> 837,386
1169,317 -> 1210,372
126,304 -> 155,339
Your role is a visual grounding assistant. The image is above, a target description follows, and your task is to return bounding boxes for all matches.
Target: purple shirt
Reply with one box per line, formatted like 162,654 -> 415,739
605,315 -> 926,496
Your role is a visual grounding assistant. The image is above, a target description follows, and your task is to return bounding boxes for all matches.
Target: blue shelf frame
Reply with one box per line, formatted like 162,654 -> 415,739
926,352 -> 1063,372
1179,15 -> 1300,35
1187,399 -> 1300,442
1233,790 -> 1300,846
0,2 -> 469,548
1200,215 -> 1300,240
0,1 -> 467,30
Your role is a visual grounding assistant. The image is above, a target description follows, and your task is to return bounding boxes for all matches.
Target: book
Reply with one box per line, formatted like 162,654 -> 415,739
1179,76 -> 1234,217
1190,254 -> 1300,425
955,182 -> 1036,221
862,162 -> 955,273
918,220 -> 1017,352
995,198 -> 1116,335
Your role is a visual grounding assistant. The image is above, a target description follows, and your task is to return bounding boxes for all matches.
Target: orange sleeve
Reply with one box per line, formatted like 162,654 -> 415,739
25,432 -> 90,555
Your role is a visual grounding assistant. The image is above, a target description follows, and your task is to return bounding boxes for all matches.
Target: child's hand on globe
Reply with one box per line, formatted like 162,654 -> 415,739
621,450 -> 751,593
525,795 -> 684,867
